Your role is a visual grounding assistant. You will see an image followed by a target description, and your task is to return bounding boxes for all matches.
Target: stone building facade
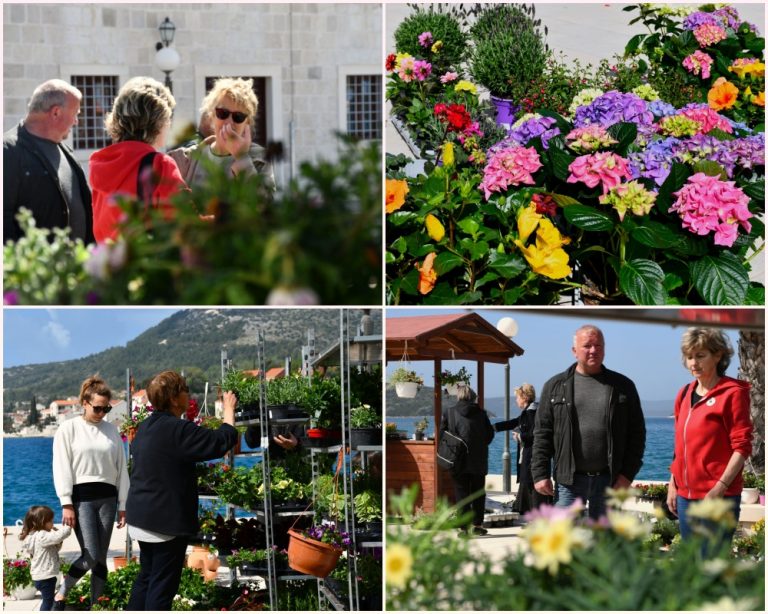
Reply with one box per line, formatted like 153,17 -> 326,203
3,3 -> 382,185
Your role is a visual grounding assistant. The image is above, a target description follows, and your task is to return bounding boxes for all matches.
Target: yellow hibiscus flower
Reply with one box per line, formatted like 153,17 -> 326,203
517,203 -> 542,243
425,214 -> 445,242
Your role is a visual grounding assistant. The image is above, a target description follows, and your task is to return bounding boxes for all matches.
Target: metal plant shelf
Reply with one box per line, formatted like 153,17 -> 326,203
319,584 -> 348,611
234,416 -> 310,427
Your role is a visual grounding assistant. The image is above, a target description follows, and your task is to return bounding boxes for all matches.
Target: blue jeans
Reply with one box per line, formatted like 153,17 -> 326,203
58,496 -> 117,604
34,577 -> 57,611
556,473 -> 612,520
677,495 -> 740,557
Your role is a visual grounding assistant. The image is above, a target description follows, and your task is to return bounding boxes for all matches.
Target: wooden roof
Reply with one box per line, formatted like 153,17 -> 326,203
386,313 -> 524,364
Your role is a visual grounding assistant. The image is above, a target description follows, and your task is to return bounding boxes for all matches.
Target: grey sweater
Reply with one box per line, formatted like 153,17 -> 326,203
22,525 -> 72,580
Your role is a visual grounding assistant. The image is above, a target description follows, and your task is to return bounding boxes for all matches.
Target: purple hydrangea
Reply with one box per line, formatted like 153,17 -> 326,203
712,135 -> 766,177
682,11 -> 720,31
629,137 -> 679,185
506,116 -> 561,149
574,91 -> 654,130
713,6 -> 742,31
648,99 -> 677,118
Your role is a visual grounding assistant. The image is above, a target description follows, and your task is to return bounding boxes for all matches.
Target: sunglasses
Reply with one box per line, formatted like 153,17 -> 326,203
214,107 -> 248,124
91,405 -> 112,414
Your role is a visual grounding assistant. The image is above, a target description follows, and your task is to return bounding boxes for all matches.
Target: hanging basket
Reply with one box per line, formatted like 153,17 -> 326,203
395,382 -> 420,398
287,529 -> 342,578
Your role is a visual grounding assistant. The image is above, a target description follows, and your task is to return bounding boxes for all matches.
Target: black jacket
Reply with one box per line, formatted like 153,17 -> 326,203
495,402 -> 538,486
126,412 -> 238,536
3,124 -> 94,243
441,400 -> 495,475
531,364 -> 645,486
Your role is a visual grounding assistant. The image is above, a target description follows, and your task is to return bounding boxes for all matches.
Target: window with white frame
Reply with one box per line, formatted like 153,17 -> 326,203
345,74 -> 381,140
70,75 -> 119,150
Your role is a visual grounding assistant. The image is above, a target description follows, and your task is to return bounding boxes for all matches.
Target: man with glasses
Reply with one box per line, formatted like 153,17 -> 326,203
52,376 -> 129,609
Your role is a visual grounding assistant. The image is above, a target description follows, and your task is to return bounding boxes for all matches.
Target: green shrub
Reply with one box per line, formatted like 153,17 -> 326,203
394,8 -> 467,71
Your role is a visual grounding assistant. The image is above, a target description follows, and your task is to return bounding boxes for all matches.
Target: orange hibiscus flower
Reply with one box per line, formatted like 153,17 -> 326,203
386,179 -> 409,213
752,91 -> 765,107
417,252 -> 437,294
707,77 -> 739,111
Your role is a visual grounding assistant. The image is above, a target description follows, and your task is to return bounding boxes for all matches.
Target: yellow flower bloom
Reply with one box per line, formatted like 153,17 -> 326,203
517,203 -> 541,244
386,179 -> 409,214
514,239 -> 572,280
535,217 -> 571,250
385,543 -> 413,588
425,214 -> 445,242
608,511 -> 650,541
431,40 -> 443,54
394,52 -> 413,69
707,77 -> 739,111
752,91 -> 765,107
522,518 -> 577,575
728,61 -> 765,79
454,80 -> 478,95
442,142 -> 455,167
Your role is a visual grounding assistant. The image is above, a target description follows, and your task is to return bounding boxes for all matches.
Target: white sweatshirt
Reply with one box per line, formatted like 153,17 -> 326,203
22,525 -> 72,580
52,417 -> 130,510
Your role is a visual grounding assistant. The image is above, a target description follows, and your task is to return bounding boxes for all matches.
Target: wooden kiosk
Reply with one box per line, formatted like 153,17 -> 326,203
386,313 -> 524,512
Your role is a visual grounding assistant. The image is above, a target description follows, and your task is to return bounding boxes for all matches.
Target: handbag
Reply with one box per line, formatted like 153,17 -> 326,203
436,408 -> 468,476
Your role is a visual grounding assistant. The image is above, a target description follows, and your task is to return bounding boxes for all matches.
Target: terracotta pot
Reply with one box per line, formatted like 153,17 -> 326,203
286,529 -> 342,578
187,546 -> 220,581
113,555 -> 137,569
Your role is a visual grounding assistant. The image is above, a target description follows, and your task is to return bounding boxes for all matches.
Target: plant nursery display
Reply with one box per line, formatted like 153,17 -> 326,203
386,3 -> 764,305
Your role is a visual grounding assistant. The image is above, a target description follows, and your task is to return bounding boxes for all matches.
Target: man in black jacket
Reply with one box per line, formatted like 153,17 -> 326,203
4,79 -> 94,243
531,325 -> 646,520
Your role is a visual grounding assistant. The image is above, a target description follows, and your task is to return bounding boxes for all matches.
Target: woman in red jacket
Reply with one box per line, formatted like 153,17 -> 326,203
89,77 -> 186,243
667,328 -> 753,551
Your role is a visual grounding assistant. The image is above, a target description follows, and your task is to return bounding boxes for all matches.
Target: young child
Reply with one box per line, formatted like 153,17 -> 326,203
20,506 -> 72,611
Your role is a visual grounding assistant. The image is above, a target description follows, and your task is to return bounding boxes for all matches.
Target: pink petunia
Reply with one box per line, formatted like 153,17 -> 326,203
440,71 -> 459,84
566,152 -> 632,195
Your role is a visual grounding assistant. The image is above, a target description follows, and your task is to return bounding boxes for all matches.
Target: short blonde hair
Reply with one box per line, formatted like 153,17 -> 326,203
105,76 -> 175,144
201,77 -> 258,128
456,385 -> 477,403
514,383 -> 536,404
680,328 -> 733,376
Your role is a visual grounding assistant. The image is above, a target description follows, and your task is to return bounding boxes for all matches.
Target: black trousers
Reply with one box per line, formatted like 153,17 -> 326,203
513,482 -> 552,515
452,473 -> 487,527
126,536 -> 188,611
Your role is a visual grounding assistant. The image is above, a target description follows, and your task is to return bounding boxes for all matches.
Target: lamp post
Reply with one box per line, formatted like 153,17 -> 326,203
154,17 -> 180,93
496,317 -> 519,494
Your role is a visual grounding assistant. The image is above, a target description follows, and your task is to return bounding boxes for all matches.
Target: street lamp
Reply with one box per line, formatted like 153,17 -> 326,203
154,17 -> 180,93
496,317 -> 519,494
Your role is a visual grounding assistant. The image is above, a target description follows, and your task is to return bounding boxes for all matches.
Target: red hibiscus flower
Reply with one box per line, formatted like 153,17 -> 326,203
385,54 -> 396,71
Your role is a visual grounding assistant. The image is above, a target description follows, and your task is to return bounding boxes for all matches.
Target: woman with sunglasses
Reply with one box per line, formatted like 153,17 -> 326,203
51,375 -> 129,609
169,77 -> 275,193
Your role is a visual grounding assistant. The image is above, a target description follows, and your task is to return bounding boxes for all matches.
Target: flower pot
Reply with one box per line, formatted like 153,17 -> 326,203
445,383 -> 460,396
287,529 -> 342,578
414,430 -> 425,441
741,487 -> 759,504
186,545 -> 220,582
234,401 -> 260,422
304,428 -> 342,448
350,427 -> 382,448
395,382 -> 419,398
490,95 -> 519,126
11,585 -> 37,600
113,555 -> 137,569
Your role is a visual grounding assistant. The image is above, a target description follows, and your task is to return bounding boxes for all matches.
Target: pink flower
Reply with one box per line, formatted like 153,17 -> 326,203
418,31 -> 433,48
682,50 -> 714,79
525,500 -> 585,522
440,71 -> 459,84
397,56 -> 416,82
566,152 -> 632,194
670,172 -> 752,247
679,107 -> 733,135
478,146 -> 543,200
412,59 -> 432,82
693,24 -> 727,47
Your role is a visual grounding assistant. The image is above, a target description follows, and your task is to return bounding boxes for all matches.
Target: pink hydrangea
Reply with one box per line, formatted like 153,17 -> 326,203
682,50 -> 714,79
566,152 -> 632,195
679,107 -> 733,135
670,172 -> 752,247
440,71 -> 459,84
478,146 -> 543,200
694,24 -> 728,47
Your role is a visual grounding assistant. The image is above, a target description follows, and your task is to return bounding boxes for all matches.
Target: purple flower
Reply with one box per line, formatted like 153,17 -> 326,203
628,137 -> 679,185
574,91 -> 654,130
648,100 -> 677,118
418,31 -> 433,48
713,6 -> 742,31
3,290 -> 20,305
507,116 -> 561,149
682,11 -> 720,31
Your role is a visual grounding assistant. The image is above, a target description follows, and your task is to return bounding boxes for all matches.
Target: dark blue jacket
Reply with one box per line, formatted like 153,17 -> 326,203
441,400 -> 495,475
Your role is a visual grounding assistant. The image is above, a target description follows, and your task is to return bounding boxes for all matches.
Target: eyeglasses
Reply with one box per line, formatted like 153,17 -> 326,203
214,108 -> 248,124
91,405 -> 112,414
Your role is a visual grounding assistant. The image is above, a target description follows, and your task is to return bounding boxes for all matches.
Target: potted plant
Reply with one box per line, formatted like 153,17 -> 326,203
468,4 -> 550,124
354,489 -> 383,541
186,543 -> 220,582
386,422 -> 403,440
414,416 -> 429,441
350,403 -> 382,448
287,521 -> 349,578
221,369 -> 261,421
632,482 -> 674,519
228,546 -> 290,577
2,556 -> 34,600
303,376 -> 343,446
390,367 -> 423,399
119,402 -> 154,443
742,470 -> 762,504
440,366 -> 471,395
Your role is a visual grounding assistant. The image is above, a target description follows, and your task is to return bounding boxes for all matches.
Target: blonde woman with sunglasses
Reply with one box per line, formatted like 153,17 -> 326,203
51,375 -> 129,610
169,77 -> 275,192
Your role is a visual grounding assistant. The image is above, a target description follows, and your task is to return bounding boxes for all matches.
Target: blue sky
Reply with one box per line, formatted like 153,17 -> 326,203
386,309 -> 746,402
3,308 -> 180,367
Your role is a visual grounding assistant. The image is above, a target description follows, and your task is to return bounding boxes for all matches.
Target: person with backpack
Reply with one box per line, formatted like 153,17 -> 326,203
440,385 -> 495,536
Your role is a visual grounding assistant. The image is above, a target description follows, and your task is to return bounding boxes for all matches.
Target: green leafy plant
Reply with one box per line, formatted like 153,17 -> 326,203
3,556 -> 32,595
732,518 -> 765,560
226,546 -> 288,569
221,369 -> 261,406
304,375 -> 342,429
414,417 -> 429,433
632,482 -> 668,500
440,366 -> 470,386
354,489 -> 382,523
350,403 -> 381,429
742,470 -> 764,491
393,6 -> 468,71
390,367 -> 423,385
267,374 -> 308,406
119,402 -> 154,437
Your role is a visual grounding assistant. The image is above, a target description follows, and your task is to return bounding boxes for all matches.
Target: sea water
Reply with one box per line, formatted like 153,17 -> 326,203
3,418 -> 673,525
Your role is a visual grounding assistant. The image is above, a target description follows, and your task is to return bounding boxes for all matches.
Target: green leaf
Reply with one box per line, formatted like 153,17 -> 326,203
457,218 -> 480,237
745,284 -> 765,306
423,282 -> 463,305
488,253 -> 527,279
690,252 -> 749,305
549,193 -> 582,208
390,236 -> 407,255
474,271 -> 500,290
619,259 -> 667,305
399,268 -> 421,296
547,146 -> 576,181
625,33 -> 645,55
656,163 -> 691,212
692,160 -> 727,180
387,210 -> 419,227
459,238 -> 489,261
434,251 -> 464,276
607,122 -> 638,156
741,181 -> 765,203
706,128 -> 735,142
385,251 -> 397,264
503,287 -> 525,304
563,205 -> 615,232
631,221 -> 682,248
662,272 -> 684,292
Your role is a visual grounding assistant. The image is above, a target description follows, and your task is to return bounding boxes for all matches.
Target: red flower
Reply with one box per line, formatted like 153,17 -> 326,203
385,54 -> 396,71
532,193 -> 558,216
444,104 -> 472,132
433,103 -> 448,116
186,398 -> 200,422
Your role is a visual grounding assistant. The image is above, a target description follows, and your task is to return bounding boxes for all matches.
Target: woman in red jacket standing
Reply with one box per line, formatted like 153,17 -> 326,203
89,77 -> 187,242
667,327 -> 753,552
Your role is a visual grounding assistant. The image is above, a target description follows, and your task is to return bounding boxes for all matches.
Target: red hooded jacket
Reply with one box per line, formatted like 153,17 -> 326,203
670,376 -> 752,499
89,141 -> 186,243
